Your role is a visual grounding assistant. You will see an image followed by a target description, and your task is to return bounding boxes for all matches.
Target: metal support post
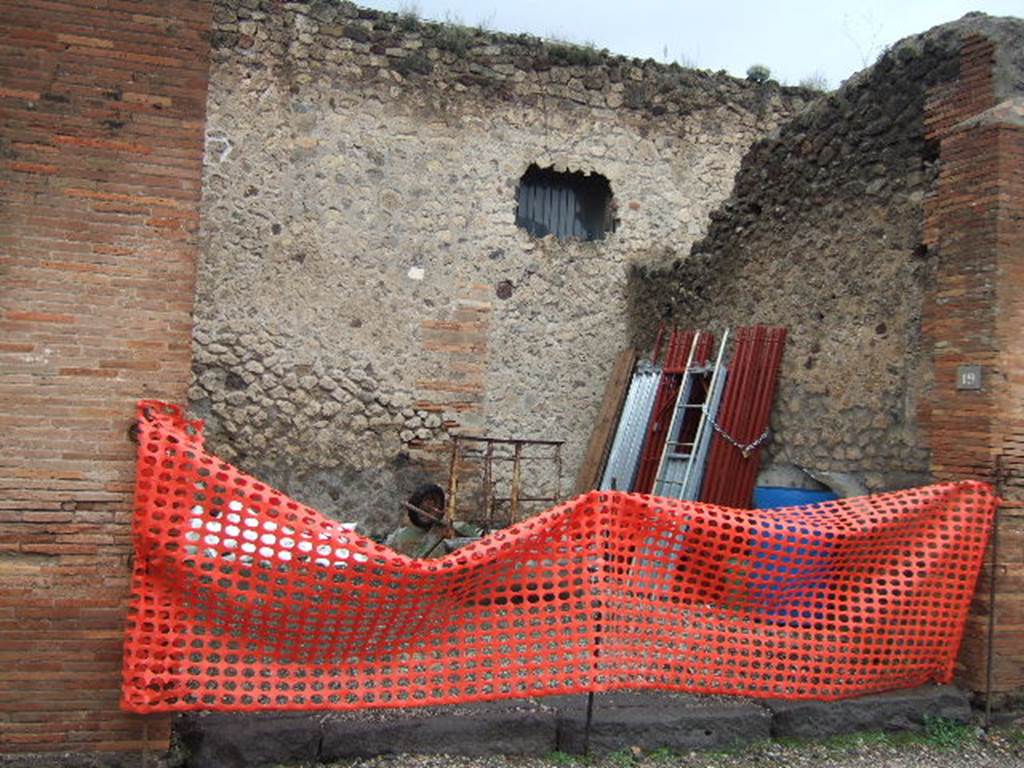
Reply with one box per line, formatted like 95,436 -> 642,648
510,442 -> 523,522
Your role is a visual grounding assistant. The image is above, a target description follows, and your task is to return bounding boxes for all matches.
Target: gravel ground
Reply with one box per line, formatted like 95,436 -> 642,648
326,722 -> 1024,768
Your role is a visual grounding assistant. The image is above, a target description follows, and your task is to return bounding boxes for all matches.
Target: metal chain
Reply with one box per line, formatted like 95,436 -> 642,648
708,417 -> 770,459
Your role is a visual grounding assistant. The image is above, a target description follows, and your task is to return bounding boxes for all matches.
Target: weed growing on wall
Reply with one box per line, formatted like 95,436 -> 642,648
746,63 -> 771,83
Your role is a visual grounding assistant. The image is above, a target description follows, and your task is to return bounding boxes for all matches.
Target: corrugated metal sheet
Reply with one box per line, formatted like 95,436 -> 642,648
600,362 -> 661,491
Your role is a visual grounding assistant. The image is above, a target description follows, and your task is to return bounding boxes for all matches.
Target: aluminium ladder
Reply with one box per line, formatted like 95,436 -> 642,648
652,330 -> 729,500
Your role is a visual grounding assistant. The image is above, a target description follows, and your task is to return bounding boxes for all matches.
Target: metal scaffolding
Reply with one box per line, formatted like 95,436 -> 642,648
446,434 -> 565,531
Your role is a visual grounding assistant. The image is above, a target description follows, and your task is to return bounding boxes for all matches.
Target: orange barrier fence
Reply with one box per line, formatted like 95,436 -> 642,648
122,401 -> 996,713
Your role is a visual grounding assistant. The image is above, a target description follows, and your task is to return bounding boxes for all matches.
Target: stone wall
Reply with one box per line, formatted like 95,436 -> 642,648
193,0 -> 810,535
0,0 -> 211,753
629,14 -> 1024,694
629,16 -> 1023,495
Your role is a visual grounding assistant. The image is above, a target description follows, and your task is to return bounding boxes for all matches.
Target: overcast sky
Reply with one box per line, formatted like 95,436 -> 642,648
356,1 -> 1022,89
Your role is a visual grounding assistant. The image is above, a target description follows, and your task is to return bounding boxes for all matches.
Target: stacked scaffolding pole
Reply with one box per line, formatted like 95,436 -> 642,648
699,325 -> 787,509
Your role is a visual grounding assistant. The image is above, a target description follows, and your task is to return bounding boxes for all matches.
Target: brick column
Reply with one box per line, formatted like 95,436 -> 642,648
920,35 -> 1024,693
968,108 -> 1024,696
0,1 -> 211,754
414,283 -> 493,475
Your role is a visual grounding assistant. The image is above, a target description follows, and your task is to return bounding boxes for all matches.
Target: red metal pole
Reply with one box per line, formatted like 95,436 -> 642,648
651,321 -> 666,364
700,325 -> 787,508
736,327 -> 765,506
723,326 -> 758,507
734,326 -> 787,508
703,328 -> 745,505
634,329 -> 700,493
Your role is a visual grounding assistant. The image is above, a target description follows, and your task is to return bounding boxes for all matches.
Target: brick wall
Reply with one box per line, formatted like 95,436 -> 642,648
417,283 -> 493,436
411,282 -> 493,482
988,111 -> 1024,696
919,36 -> 998,485
0,1 -> 211,754
920,36 -> 1024,694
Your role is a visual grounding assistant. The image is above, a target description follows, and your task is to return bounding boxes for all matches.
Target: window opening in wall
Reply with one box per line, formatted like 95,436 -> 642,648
515,164 -> 616,241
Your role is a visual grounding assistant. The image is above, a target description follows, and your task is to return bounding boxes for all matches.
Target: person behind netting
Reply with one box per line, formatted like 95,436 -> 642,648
385,483 -> 480,559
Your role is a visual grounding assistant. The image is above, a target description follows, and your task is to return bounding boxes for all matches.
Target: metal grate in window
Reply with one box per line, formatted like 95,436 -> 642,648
515,164 -> 615,241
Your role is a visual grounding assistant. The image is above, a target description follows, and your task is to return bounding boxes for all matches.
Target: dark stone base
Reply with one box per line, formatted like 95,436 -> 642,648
170,684 -> 973,768
176,711 -> 322,768
319,700 -> 558,760
549,693 -> 771,754
762,685 -> 971,739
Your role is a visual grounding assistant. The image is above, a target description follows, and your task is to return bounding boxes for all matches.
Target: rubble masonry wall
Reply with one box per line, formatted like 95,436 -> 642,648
193,0 -> 809,534
628,23 -> 977,493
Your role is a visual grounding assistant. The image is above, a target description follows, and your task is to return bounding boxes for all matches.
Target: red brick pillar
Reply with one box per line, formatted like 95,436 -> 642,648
921,36 -> 1024,694
973,111 -> 1024,696
0,2 -> 211,754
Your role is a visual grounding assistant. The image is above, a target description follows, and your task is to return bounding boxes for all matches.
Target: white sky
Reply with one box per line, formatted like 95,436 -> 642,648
356,0 -> 1022,89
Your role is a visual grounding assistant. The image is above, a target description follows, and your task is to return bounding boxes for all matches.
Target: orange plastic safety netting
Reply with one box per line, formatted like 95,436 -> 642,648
122,401 -> 996,713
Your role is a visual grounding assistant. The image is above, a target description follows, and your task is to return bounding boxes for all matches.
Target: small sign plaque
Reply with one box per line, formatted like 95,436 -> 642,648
957,365 -> 982,390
